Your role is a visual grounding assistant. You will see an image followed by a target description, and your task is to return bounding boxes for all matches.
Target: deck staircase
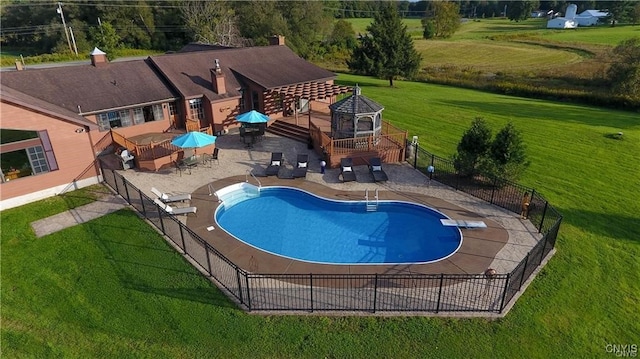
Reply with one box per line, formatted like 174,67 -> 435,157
267,120 -> 309,143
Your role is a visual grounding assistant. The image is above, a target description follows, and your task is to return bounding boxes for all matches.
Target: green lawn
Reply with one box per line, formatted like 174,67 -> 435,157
2,77 -> 639,358
343,18 -> 639,74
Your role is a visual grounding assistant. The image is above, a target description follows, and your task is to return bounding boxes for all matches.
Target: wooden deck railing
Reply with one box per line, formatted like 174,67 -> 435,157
110,125 -> 214,162
310,120 -> 407,167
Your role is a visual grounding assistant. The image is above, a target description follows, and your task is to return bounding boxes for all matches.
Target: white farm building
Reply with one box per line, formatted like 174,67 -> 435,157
547,4 -> 608,29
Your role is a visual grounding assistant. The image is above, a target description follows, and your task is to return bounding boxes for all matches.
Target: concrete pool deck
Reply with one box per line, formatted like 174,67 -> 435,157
115,131 -> 542,277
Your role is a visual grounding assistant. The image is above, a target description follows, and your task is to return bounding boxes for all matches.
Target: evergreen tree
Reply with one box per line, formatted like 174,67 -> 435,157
484,122 -> 529,183
348,2 -> 421,86
453,117 -> 492,177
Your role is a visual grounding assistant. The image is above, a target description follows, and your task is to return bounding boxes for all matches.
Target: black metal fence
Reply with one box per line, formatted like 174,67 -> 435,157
99,148 -> 562,314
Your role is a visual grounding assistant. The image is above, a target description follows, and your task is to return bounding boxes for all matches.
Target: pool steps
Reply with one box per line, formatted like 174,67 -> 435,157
365,188 -> 379,212
215,182 -> 260,208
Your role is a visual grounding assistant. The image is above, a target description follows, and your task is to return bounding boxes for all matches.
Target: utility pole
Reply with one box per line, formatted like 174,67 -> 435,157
56,2 -> 73,53
69,27 -> 78,55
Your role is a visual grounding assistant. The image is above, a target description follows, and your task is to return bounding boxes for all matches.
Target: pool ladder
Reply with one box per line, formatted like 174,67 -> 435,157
365,188 -> 379,212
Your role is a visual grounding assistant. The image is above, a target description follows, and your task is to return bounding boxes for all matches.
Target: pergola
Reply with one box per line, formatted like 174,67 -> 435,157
268,82 -> 352,126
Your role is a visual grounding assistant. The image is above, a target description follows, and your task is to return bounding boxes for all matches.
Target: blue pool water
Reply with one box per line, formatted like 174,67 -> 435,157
215,186 -> 462,265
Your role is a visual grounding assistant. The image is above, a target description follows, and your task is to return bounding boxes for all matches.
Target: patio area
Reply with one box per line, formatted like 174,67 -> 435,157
112,131 -> 541,277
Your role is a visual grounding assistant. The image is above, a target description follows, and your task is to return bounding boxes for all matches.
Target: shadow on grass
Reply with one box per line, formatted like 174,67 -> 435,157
554,206 -> 640,244
335,77 -> 390,88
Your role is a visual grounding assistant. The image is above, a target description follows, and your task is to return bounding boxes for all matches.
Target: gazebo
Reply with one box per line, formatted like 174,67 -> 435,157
329,85 -> 384,140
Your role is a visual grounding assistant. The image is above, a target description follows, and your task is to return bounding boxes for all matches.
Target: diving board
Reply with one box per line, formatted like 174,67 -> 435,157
440,219 -> 487,228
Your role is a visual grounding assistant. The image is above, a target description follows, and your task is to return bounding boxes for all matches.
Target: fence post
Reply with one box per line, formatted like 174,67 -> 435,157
139,189 -> 146,217
499,273 -> 511,313
436,274 -> 444,313
518,253 -> 530,290
123,177 -> 131,203
235,268 -> 244,305
179,223 -> 187,253
490,177 -> 497,205
538,201 -> 548,234
309,273 -> 314,313
113,172 -> 120,194
244,271 -> 251,309
413,143 -> 418,169
538,235 -> 549,265
204,242 -> 212,276
373,274 -> 378,313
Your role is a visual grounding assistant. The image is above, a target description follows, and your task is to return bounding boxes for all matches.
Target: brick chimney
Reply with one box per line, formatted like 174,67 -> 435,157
211,59 -> 226,95
90,47 -> 108,67
269,35 -> 285,46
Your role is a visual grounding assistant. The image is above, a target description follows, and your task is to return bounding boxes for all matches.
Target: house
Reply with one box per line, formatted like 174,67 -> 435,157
0,36 -> 349,210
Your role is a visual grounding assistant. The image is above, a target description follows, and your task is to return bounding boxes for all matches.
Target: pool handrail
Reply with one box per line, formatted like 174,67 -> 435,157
246,169 -> 262,190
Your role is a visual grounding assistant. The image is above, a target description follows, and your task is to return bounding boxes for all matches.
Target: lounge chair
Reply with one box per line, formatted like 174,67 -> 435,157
340,158 -> 357,182
151,187 -> 191,203
265,152 -> 283,176
292,154 -> 309,178
369,157 -> 389,182
153,198 -> 197,216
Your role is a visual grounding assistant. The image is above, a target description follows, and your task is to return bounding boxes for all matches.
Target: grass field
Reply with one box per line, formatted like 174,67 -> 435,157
342,18 -> 639,75
2,74 -> 638,358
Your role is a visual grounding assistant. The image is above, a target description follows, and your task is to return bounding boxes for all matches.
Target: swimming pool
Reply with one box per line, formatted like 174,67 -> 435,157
214,184 -> 463,265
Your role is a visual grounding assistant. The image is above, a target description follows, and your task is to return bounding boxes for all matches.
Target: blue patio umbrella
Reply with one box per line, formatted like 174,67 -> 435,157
236,110 -> 269,124
171,131 -> 217,149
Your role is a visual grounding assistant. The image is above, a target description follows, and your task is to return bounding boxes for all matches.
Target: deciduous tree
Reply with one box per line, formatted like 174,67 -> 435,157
607,37 -> 640,97
506,1 -> 538,22
421,1 -> 461,39
348,2 -> 421,86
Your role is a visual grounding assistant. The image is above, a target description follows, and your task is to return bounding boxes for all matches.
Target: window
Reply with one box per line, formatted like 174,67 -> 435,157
1,130 -> 58,182
97,105 -> 166,131
189,98 -> 204,120
27,146 -> 49,174
133,108 -> 145,125
239,89 -> 246,110
152,104 -> 164,121
168,102 -> 178,117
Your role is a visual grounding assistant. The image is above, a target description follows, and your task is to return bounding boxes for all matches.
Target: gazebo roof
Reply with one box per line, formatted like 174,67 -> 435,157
329,85 -> 384,114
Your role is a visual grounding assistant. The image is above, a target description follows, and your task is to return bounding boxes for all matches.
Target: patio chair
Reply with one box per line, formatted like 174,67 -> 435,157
151,187 -> 191,203
369,157 -> 388,182
119,149 -> 135,170
174,160 -> 190,176
340,158 -> 357,182
292,154 -> 309,178
203,147 -> 219,166
153,198 -> 197,216
265,152 -> 283,176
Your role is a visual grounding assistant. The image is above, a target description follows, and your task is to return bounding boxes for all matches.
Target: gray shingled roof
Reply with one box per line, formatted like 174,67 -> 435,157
0,59 -> 179,114
0,45 -> 336,117
149,45 -> 336,100
329,88 -> 384,114
0,86 -> 98,129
